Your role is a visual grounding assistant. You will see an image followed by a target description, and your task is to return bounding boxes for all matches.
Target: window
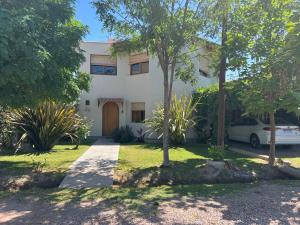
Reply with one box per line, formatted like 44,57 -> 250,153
90,55 -> 117,75
199,68 -> 209,77
90,65 -> 117,75
130,61 -> 149,75
261,117 -> 293,125
129,52 -> 149,75
232,117 -> 258,126
247,118 -> 258,126
131,102 -> 145,123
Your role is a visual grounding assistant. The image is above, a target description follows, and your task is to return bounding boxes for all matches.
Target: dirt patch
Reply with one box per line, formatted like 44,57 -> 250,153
114,161 -> 288,187
0,172 -> 64,191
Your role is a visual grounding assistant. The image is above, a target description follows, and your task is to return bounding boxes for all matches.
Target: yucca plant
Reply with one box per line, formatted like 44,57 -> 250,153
7,101 -> 85,151
146,95 -> 198,144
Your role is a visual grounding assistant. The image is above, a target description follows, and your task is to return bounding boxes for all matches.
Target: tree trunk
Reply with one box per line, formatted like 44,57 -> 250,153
269,111 -> 276,165
217,14 -> 227,150
162,72 -> 170,167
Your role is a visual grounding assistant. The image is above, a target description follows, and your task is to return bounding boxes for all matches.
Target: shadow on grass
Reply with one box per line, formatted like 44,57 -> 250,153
0,160 -> 33,171
121,143 -> 163,150
116,144 -> 284,187
1,180 -> 299,224
0,137 -> 97,157
115,158 -> 272,187
184,145 -> 266,169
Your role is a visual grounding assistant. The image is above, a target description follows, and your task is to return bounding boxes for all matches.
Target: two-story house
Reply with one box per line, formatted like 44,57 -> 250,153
78,41 -> 217,138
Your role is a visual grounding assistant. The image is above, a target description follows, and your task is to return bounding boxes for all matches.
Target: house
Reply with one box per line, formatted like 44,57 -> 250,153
78,41 -> 218,138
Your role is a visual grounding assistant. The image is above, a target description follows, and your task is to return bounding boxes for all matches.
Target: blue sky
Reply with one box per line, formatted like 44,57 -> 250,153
75,0 -> 110,41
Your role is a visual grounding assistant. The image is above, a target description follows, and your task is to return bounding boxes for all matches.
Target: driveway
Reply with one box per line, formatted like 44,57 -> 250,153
229,141 -> 300,158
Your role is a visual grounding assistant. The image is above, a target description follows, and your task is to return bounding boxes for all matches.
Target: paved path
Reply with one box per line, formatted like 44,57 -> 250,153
59,138 -> 119,188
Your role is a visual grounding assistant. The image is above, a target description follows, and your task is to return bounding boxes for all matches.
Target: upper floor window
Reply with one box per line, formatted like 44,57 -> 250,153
129,53 -> 149,75
90,54 -> 117,75
199,68 -> 209,77
131,61 -> 149,75
91,65 -> 117,75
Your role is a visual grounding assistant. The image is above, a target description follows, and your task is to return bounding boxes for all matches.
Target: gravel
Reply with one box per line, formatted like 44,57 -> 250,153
0,182 -> 299,225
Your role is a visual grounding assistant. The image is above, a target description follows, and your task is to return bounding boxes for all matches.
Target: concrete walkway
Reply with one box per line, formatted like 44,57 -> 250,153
59,138 -> 120,189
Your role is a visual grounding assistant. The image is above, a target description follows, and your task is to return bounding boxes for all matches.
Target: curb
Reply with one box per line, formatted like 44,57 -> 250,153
228,147 -> 300,179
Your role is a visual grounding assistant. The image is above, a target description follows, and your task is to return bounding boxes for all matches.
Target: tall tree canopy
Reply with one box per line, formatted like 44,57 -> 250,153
94,0 -> 204,166
227,0 -> 300,165
202,0 -> 235,149
0,0 -> 90,107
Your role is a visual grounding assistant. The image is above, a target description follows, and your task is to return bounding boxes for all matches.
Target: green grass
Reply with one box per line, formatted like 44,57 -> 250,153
0,139 -> 95,177
42,180 -> 300,204
115,144 -> 267,187
282,157 -> 300,168
117,143 -> 266,176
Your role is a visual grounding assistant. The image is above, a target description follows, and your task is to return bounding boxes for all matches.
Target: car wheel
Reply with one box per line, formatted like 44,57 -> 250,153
250,134 -> 261,149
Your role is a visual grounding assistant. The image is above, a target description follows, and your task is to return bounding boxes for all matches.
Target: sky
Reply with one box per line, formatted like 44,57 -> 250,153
75,0 -> 110,41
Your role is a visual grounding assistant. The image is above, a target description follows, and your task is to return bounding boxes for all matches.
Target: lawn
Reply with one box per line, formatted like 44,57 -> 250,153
0,139 -> 95,188
115,144 -> 267,185
283,157 -> 300,168
119,144 -> 264,169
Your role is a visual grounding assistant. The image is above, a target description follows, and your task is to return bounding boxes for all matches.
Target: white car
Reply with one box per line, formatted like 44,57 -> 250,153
227,117 -> 300,148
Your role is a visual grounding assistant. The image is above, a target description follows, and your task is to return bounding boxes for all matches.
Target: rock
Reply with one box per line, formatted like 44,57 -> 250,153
114,160 -> 290,187
277,165 -> 300,179
206,160 -> 226,170
4,175 -> 32,190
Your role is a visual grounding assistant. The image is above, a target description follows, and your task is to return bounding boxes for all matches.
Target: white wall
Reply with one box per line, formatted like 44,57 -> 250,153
78,41 -> 218,137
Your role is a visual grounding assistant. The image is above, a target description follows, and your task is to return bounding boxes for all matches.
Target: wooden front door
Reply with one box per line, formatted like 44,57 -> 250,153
102,102 -> 119,136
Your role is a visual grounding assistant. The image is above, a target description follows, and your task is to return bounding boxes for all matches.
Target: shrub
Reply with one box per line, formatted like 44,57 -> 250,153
192,81 -> 243,144
136,128 -> 146,143
112,125 -> 135,143
6,101 -> 87,151
0,109 -> 16,150
146,95 -> 197,144
70,117 -> 92,149
208,146 -> 225,161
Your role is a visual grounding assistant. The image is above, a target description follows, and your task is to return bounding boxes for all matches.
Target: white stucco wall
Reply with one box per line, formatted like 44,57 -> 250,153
78,41 -> 218,137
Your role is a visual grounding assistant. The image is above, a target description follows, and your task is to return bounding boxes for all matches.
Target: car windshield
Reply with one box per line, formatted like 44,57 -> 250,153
260,117 -> 294,125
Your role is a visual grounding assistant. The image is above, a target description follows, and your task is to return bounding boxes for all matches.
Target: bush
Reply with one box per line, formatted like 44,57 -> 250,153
208,146 -> 225,161
192,81 -> 243,144
112,126 -> 135,143
136,128 -> 146,143
0,109 -> 16,151
146,95 -> 197,144
70,117 -> 92,149
6,101 -> 88,151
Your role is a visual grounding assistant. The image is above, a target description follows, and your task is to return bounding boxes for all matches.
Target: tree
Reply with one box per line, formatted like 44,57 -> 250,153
94,0 -> 204,166
227,0 -> 300,165
202,0 -> 240,149
0,0 -> 90,107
